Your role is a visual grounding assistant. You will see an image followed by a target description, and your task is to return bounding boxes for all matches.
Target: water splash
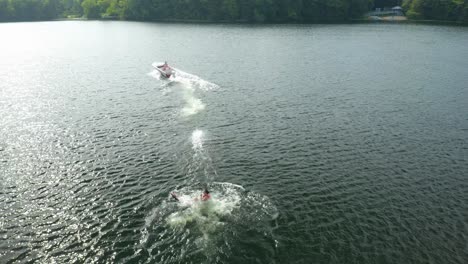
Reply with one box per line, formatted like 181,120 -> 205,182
191,129 -> 204,151
181,85 -> 205,116
186,129 -> 216,185
141,182 -> 278,262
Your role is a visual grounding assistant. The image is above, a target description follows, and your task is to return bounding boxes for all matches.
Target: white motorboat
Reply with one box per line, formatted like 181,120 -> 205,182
153,61 -> 174,78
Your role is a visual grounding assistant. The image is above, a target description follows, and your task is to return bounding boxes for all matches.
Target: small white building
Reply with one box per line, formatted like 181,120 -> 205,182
392,6 -> 404,16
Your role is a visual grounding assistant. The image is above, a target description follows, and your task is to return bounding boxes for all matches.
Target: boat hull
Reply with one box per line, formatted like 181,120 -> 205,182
153,62 -> 174,78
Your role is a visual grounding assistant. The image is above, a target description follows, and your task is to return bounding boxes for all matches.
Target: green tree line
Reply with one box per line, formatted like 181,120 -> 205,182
1,0 -> 374,22
1,0 -> 467,23
0,0 -> 82,21
402,0 -> 468,22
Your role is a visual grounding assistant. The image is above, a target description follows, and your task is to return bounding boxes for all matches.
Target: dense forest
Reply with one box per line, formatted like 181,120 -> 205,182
0,0 -> 373,22
0,0 -> 467,23
403,0 -> 468,21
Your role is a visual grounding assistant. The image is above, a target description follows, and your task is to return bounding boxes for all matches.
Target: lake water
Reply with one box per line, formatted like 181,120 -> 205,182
1,21 -> 467,264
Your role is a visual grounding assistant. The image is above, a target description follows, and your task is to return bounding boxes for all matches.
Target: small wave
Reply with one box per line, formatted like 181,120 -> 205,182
212,181 -> 245,190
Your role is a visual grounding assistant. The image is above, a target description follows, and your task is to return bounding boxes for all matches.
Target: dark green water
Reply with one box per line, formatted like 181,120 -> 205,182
1,21 -> 467,264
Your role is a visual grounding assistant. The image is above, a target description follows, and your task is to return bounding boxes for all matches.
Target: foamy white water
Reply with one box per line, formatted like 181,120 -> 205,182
142,183 -> 277,244
172,68 -> 219,91
191,129 -> 204,151
181,85 -> 206,116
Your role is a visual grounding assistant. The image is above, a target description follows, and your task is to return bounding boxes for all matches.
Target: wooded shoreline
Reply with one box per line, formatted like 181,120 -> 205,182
1,0 -> 467,24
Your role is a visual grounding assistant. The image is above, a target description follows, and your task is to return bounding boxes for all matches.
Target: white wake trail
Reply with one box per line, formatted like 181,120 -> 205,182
191,129 -> 204,151
149,62 -> 218,116
171,68 -> 219,91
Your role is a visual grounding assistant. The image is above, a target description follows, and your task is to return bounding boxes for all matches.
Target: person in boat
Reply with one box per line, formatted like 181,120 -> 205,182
162,61 -> 169,71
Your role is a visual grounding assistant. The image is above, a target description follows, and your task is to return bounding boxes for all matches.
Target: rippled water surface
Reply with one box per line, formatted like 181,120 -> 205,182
1,21 -> 468,264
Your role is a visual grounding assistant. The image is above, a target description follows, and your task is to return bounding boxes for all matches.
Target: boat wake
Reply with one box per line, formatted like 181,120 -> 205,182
143,62 -> 278,263
186,129 -> 217,186
149,62 -> 218,116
